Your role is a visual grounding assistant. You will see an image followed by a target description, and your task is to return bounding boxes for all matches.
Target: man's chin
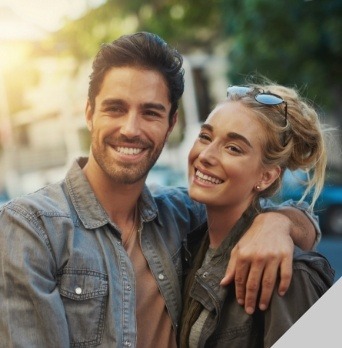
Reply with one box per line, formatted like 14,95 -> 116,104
107,170 -> 148,185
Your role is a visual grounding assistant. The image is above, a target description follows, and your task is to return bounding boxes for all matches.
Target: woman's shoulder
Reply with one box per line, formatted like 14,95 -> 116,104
292,246 -> 335,292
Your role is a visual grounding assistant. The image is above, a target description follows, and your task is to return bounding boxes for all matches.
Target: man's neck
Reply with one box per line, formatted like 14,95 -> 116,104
82,157 -> 145,226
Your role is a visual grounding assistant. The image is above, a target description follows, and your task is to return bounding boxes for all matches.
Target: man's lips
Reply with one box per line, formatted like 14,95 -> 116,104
115,146 -> 143,155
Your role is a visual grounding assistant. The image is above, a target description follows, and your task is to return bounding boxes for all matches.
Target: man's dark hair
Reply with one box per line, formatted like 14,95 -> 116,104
88,32 -> 184,123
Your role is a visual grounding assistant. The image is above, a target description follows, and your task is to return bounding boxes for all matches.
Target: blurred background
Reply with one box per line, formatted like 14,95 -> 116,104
0,0 -> 341,280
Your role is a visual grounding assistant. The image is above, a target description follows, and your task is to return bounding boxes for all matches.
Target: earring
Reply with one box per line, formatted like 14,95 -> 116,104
256,185 -> 261,191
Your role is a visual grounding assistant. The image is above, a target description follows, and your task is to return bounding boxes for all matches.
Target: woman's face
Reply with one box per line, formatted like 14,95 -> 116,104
188,100 -> 271,210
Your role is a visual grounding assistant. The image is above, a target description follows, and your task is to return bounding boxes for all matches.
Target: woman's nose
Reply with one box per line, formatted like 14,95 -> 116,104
198,143 -> 219,166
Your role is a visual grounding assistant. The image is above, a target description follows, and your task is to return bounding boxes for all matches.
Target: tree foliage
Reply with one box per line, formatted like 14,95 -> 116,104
49,0 -> 341,110
222,0 -> 342,110
49,0 -> 223,60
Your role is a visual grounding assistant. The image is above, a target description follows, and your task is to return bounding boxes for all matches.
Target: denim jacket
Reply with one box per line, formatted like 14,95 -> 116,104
0,158 -> 204,348
0,158 -> 321,348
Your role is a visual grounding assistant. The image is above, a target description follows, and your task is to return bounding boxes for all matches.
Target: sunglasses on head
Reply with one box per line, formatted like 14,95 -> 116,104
227,85 -> 288,127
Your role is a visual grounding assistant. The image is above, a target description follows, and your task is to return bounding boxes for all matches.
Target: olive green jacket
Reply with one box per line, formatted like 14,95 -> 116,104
180,208 -> 334,348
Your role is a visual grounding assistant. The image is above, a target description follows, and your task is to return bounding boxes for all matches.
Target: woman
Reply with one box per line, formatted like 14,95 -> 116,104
179,82 -> 335,347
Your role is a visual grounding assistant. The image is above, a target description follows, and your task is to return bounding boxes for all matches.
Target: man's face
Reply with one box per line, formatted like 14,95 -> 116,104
86,67 -> 176,185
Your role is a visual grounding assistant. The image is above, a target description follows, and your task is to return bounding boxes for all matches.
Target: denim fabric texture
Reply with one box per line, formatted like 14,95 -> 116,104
0,158 -> 204,347
0,157 -> 320,347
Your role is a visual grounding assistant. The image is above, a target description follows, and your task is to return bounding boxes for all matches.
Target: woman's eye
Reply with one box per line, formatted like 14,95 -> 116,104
227,145 -> 242,154
198,133 -> 211,141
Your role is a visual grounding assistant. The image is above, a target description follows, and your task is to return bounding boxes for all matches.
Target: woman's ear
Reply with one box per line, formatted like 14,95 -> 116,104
258,166 -> 281,191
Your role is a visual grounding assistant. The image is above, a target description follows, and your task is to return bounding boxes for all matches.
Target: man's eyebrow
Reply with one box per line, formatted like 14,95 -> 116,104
101,98 -> 125,107
100,99 -> 167,112
142,103 -> 167,112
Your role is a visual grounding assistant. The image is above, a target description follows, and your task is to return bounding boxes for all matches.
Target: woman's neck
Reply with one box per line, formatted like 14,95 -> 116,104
206,202 -> 251,249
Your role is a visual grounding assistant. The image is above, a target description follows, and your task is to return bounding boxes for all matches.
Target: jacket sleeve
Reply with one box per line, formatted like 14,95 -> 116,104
260,198 -> 321,248
0,204 -> 70,348
263,249 -> 334,348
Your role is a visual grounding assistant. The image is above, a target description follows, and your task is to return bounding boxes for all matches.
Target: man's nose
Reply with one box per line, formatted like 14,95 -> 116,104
120,112 -> 141,138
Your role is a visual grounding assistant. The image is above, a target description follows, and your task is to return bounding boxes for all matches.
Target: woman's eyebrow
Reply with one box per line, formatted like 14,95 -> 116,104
200,124 -> 213,131
226,132 -> 252,148
201,124 -> 252,148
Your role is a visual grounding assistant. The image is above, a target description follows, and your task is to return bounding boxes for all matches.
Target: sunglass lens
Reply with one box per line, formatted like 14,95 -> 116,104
255,94 -> 283,105
227,86 -> 253,97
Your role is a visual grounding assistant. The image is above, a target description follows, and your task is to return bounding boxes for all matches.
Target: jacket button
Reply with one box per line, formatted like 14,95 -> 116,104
202,272 -> 209,278
158,274 -> 165,280
75,287 -> 82,294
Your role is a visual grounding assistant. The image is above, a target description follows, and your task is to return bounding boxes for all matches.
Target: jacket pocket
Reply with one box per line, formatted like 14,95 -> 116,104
57,269 -> 108,347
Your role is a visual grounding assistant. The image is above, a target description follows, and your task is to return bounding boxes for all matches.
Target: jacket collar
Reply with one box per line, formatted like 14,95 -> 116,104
65,157 -> 160,229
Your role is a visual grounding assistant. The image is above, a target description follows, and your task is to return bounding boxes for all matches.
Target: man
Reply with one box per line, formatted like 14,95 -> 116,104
0,32 -> 318,347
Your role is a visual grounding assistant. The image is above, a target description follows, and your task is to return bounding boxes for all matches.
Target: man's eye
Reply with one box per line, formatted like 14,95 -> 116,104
145,110 -> 161,117
105,107 -> 123,113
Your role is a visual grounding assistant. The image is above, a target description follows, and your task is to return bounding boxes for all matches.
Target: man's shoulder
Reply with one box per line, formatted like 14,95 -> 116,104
151,185 -> 206,223
1,180 -> 69,217
149,185 -> 198,208
150,185 -> 189,198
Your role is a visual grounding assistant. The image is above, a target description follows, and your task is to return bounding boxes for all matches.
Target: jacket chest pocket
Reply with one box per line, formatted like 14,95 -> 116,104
57,269 -> 108,347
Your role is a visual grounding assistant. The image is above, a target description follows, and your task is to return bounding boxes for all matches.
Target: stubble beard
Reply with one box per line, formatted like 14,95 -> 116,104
91,134 -> 166,185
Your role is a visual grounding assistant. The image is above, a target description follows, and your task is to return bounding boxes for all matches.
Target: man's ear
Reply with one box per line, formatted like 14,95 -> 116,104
166,112 -> 178,140
259,166 -> 281,191
85,100 -> 93,131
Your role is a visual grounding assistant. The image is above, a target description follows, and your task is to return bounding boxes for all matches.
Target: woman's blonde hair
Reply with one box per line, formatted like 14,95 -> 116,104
227,79 -> 327,210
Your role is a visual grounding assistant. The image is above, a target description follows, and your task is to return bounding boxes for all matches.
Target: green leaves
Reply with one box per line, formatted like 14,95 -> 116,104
223,0 -> 341,110
48,0 -> 341,111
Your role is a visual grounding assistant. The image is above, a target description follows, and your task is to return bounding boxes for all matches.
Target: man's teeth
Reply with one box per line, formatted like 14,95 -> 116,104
196,170 -> 223,184
116,147 -> 142,155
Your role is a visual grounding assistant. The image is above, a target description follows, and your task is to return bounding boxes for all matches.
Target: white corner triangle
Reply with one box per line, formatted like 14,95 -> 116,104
273,276 -> 342,347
